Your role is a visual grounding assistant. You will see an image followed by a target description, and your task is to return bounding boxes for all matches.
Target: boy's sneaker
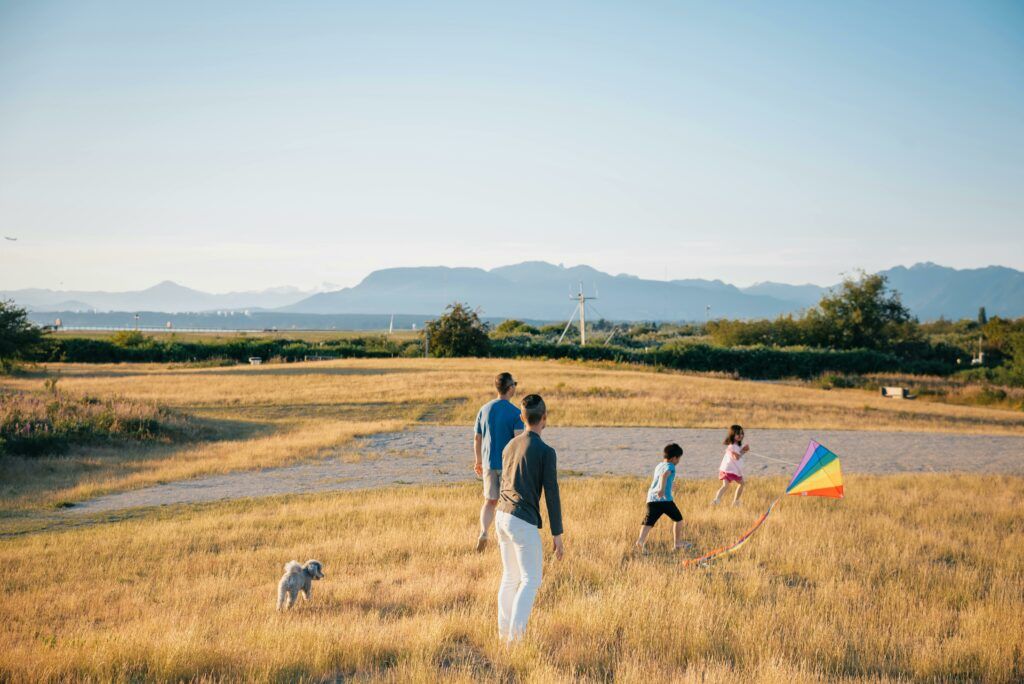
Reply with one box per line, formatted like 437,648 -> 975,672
710,498 -> 721,506
732,500 -> 742,507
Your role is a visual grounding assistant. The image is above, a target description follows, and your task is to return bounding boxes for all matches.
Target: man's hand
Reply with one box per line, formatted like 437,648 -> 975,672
656,489 -> 666,500
552,535 -> 565,560
473,433 -> 483,476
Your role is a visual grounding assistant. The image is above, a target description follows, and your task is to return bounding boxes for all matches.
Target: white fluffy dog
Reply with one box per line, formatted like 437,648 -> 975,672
276,559 -> 324,611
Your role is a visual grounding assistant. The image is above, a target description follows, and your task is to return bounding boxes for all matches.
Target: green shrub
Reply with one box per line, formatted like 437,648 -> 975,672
424,303 -> 490,358
493,319 -> 540,335
490,340 -> 953,379
0,300 -> 46,366
46,336 -> 401,364
110,330 -> 150,347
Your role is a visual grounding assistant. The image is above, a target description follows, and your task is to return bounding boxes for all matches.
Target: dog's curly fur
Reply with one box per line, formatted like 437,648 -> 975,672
276,559 -> 324,611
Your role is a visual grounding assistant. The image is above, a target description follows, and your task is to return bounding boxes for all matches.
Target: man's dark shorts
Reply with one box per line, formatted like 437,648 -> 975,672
642,500 -> 683,527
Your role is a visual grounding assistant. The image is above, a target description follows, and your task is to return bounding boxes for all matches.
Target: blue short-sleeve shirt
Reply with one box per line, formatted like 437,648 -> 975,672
646,461 -> 677,502
475,398 -> 525,470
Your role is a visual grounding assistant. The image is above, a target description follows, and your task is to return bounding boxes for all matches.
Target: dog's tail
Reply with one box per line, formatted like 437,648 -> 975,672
283,560 -> 302,574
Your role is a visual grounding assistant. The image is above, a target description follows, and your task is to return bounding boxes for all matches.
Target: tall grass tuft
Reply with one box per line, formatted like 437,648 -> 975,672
0,388 -> 185,457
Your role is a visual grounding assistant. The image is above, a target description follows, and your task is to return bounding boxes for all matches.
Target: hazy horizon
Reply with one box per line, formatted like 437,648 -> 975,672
2,2 -> 1022,292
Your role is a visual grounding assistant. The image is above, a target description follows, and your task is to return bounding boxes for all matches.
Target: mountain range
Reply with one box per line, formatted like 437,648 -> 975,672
5,262 -> 1023,322
2,281 -> 330,314
281,262 -> 1024,321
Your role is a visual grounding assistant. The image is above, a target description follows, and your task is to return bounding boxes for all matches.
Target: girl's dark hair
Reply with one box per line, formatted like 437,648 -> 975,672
663,442 -> 683,459
724,425 -> 744,445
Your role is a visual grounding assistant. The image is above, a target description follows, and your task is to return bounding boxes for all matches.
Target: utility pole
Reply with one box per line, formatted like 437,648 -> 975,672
579,287 -> 587,346
557,282 -> 598,346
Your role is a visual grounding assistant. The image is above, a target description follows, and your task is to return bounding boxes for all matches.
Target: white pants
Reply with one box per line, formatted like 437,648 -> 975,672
495,510 -> 543,642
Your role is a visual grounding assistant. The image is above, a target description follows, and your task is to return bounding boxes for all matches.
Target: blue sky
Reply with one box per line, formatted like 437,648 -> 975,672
1,1 -> 1022,291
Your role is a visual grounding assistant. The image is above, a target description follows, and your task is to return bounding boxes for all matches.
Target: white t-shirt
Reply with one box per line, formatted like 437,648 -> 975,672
719,444 -> 744,477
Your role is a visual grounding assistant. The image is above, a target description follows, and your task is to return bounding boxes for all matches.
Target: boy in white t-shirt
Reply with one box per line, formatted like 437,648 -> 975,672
712,425 -> 749,506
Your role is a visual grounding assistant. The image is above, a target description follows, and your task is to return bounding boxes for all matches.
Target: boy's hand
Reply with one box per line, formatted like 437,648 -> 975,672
552,535 -> 565,560
657,489 -> 666,500
474,459 -> 483,477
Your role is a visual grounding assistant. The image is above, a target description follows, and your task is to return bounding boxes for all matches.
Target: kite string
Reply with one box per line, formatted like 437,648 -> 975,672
745,451 -> 800,466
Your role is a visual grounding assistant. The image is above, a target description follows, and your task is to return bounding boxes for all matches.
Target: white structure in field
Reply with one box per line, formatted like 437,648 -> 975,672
557,282 -> 598,346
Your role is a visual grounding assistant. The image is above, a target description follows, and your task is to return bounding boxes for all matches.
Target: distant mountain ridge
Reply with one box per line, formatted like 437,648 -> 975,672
282,261 -> 1024,321
6,262 -> 1023,321
879,263 -> 1024,320
1,281 -> 324,313
284,261 -> 800,321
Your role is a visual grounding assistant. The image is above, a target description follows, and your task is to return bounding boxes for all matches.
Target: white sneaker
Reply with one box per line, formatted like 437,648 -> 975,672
710,498 -> 721,506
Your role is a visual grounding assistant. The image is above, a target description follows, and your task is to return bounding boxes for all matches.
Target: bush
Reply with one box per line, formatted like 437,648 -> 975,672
489,340 -> 953,379
707,272 -> 921,352
424,303 -> 490,357
110,330 -> 150,347
45,336 -> 403,364
0,300 -> 46,368
493,319 -> 540,336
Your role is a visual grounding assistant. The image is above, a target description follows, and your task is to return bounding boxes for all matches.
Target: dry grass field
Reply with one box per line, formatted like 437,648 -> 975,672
3,358 -> 1024,519
1,475 -> 1021,682
2,359 -> 1023,681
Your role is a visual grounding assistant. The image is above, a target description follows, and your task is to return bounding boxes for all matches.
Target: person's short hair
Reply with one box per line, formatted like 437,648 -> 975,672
495,372 -> 516,394
663,442 -> 683,459
521,394 -> 546,426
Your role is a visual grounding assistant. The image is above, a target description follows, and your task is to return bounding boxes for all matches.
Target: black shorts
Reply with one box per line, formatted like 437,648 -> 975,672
642,501 -> 682,527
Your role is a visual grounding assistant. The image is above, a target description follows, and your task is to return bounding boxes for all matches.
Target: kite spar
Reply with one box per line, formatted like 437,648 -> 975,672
682,440 -> 843,567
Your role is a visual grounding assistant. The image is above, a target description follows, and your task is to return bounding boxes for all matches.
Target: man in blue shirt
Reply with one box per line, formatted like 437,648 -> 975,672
474,371 -> 524,551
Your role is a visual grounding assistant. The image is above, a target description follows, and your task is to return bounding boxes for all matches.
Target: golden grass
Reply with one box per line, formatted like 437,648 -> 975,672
7,358 -> 1023,432
1,474 -> 1021,682
3,358 -> 1023,517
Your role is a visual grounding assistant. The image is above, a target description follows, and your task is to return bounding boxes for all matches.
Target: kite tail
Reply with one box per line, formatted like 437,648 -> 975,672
682,496 -> 782,568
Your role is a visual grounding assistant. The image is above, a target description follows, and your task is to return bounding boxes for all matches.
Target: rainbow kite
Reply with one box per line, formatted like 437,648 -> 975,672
683,440 -> 843,567
786,440 -> 844,498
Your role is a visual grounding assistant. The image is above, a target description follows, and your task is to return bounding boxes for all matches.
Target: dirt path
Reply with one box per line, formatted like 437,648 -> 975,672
66,427 -> 1024,515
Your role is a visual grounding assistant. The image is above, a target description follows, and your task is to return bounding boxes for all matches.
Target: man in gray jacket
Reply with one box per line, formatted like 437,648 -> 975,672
495,393 -> 564,642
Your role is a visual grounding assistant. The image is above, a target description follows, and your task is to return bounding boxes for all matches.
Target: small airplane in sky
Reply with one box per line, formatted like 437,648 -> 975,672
3,236 -> 17,241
